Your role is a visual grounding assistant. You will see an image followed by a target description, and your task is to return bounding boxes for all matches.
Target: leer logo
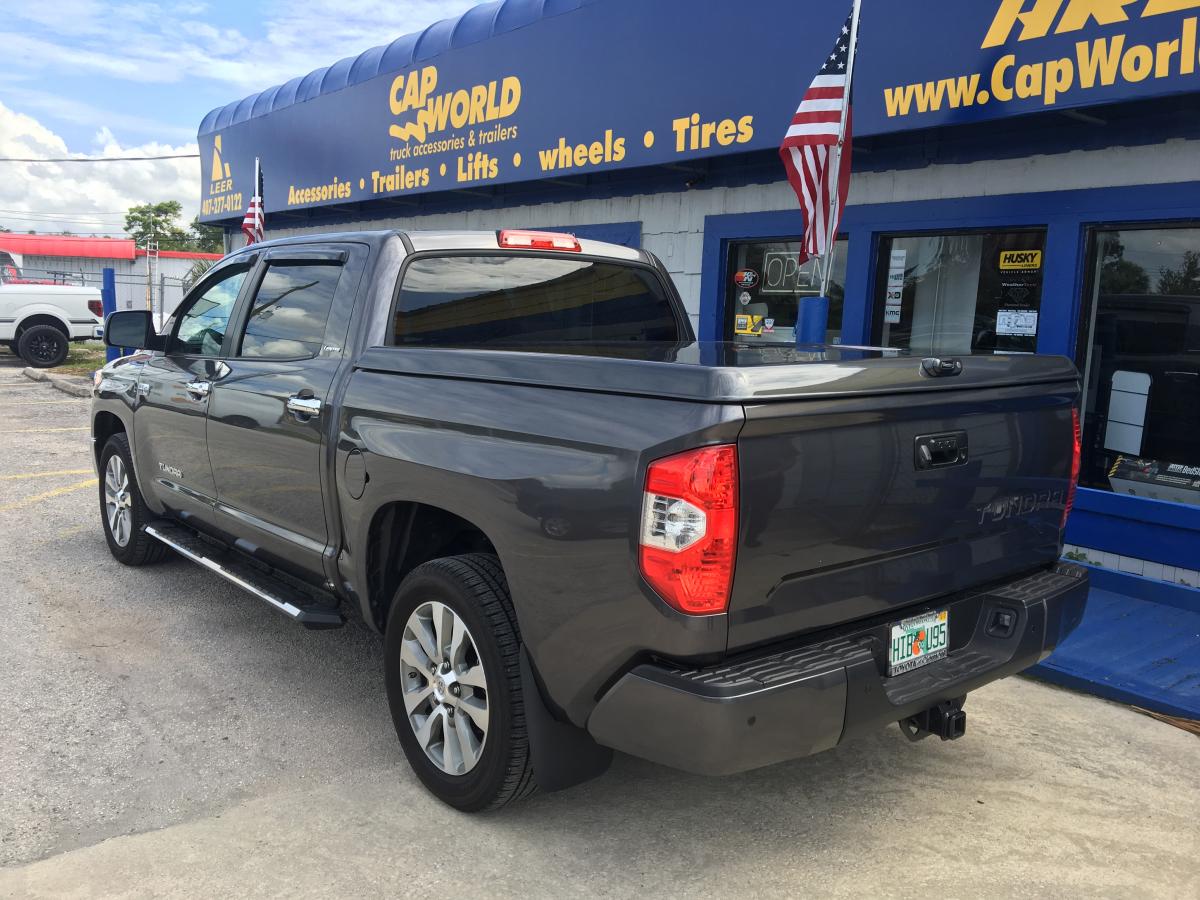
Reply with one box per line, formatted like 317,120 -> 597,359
983,0 -> 1200,48
1000,249 -> 1043,269
209,135 -> 232,190
201,135 -> 242,217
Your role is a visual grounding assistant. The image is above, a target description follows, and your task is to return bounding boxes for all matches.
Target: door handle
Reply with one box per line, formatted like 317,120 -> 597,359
914,431 -> 969,470
286,395 -> 322,419
185,380 -> 211,398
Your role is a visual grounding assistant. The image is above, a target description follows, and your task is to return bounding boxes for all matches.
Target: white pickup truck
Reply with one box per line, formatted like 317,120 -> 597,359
0,251 -> 103,367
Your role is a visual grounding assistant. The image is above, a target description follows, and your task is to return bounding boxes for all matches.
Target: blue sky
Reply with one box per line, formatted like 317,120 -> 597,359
0,0 -> 482,233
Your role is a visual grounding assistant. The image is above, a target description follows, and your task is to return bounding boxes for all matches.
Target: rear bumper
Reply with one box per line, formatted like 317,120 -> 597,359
586,563 -> 1089,776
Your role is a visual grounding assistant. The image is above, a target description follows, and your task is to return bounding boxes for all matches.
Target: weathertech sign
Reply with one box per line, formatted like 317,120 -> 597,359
884,1 -> 1200,119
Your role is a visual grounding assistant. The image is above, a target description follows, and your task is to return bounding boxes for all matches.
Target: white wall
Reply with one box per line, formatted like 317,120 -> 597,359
269,137 -> 1200,333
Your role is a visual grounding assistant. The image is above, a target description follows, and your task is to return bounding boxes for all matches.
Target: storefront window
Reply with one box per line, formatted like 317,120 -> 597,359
724,238 -> 846,344
1078,226 -> 1200,504
871,230 -> 1047,356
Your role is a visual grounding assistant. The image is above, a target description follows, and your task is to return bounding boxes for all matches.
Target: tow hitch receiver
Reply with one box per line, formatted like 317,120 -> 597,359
900,701 -> 967,742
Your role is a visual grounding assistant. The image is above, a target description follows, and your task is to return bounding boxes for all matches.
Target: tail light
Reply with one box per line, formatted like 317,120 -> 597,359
88,299 -> 103,317
1062,408 -> 1081,530
498,229 -> 581,252
639,444 -> 738,615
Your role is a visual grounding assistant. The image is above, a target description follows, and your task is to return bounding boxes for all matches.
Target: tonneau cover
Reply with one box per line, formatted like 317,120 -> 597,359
355,342 -> 1079,403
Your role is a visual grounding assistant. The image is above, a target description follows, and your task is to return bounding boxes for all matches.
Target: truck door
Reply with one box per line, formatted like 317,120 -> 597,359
132,261 -> 252,528
205,245 -> 362,585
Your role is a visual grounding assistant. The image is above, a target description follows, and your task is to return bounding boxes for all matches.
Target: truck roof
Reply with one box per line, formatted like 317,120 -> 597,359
225,229 -> 646,263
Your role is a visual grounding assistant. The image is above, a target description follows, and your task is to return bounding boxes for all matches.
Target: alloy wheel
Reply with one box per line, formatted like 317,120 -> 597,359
29,334 -> 63,364
399,600 -> 490,775
104,454 -> 133,547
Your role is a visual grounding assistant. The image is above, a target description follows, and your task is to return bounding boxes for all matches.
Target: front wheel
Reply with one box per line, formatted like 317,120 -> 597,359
383,554 -> 536,811
99,433 -> 167,566
17,324 -> 69,368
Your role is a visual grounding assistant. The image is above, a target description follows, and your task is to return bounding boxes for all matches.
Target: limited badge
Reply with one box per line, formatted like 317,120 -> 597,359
733,269 -> 759,289
738,291 -> 752,306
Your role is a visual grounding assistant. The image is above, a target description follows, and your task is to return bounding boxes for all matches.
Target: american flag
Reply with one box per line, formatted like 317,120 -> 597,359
241,195 -> 264,245
779,10 -> 855,264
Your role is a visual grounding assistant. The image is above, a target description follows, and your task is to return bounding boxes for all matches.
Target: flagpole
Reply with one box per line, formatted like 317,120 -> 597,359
820,0 -> 862,298
253,156 -> 261,245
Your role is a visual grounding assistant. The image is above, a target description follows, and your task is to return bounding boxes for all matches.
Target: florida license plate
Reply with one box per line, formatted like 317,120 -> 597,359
888,610 -> 949,676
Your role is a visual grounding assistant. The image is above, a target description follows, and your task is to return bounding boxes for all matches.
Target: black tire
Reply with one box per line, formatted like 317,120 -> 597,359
98,433 -> 167,566
383,554 -> 537,811
17,324 -> 69,368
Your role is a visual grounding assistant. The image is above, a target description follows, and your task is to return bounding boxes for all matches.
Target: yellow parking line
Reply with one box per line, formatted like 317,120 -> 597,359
0,468 -> 94,481
0,478 -> 98,513
6,427 -> 90,434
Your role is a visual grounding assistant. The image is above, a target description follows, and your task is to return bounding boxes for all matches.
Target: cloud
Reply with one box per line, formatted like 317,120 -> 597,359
0,1 -> 484,94
0,1 -> 485,232
0,102 -> 201,236
0,86 -> 196,145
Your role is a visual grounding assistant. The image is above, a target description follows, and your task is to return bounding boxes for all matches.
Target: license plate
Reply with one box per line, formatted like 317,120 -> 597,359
888,609 -> 949,676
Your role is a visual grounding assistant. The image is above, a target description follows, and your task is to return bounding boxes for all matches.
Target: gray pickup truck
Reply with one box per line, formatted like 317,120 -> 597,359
93,229 -> 1088,811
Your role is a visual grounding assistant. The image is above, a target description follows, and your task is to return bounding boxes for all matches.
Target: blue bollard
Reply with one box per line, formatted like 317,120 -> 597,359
101,267 -> 123,363
796,295 -> 830,345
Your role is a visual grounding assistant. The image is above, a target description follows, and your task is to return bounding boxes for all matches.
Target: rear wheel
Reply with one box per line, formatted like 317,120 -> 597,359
383,554 -> 536,811
17,324 -> 69,368
99,433 -> 167,566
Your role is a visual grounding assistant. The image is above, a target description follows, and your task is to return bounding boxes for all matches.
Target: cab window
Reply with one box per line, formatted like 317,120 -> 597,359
170,268 -> 248,356
238,262 -> 343,359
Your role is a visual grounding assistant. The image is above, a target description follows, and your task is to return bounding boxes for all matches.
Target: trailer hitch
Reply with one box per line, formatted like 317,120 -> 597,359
900,700 -> 967,742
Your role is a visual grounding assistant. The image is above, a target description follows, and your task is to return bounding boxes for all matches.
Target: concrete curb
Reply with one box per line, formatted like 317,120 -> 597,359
22,367 -> 93,398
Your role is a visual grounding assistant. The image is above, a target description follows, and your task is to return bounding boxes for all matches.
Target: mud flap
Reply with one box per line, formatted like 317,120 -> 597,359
519,646 -> 612,792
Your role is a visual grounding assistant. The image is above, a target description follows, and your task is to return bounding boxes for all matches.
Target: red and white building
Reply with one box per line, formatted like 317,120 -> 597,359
0,233 -> 221,319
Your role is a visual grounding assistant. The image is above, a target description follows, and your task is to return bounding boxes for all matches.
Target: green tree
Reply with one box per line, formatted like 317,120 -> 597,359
1098,234 -> 1150,295
183,257 -> 217,291
1157,250 -> 1200,296
123,201 -> 192,251
189,217 -> 224,254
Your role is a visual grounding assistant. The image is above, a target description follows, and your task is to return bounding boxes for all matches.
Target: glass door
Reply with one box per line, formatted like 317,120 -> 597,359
870,229 -> 1047,356
1076,225 -> 1200,503
724,238 -> 847,344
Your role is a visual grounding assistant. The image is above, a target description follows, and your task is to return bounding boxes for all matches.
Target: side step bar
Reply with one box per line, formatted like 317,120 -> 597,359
144,521 -> 344,629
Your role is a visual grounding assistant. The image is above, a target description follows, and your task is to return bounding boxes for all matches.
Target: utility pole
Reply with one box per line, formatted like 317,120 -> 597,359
144,222 -> 160,330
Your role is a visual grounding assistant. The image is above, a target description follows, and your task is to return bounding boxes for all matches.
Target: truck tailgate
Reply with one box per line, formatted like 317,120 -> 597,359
728,372 -> 1079,652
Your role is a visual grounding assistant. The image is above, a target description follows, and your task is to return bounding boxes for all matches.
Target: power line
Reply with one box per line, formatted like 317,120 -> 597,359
0,215 -> 129,228
0,208 -> 130,219
0,154 -> 200,163
0,226 -> 131,237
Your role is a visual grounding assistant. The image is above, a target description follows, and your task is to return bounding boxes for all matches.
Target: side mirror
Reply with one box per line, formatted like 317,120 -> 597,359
104,310 -> 164,351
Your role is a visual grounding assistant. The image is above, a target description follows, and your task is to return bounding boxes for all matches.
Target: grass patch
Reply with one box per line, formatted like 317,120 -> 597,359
51,341 -> 107,377
1,340 -> 107,377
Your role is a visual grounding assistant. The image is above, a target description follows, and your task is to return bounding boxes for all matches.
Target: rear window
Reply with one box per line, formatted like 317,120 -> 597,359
392,254 -> 681,346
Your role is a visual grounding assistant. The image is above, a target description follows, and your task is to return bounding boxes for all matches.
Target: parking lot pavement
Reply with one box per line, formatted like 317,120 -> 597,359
0,351 -> 1197,899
